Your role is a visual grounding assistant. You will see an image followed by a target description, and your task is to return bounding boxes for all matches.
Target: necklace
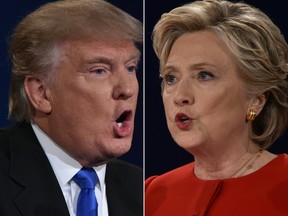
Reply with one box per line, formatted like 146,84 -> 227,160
232,148 -> 263,178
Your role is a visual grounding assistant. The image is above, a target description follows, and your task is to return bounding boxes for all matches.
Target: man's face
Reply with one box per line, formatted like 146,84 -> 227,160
46,39 -> 140,166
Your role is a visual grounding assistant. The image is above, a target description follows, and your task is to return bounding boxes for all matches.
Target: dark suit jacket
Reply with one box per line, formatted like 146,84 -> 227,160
0,121 -> 143,216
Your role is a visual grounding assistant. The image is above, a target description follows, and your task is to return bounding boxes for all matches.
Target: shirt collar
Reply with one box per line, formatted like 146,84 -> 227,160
31,122 -> 106,189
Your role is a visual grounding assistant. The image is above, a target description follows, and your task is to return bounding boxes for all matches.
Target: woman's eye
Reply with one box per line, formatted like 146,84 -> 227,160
197,71 -> 214,81
163,74 -> 177,85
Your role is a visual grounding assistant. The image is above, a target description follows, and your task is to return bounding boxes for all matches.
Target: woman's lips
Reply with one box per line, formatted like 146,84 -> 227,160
175,113 -> 193,130
113,110 -> 133,137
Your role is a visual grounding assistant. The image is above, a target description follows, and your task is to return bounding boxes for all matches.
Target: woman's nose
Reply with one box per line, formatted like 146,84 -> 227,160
173,79 -> 193,106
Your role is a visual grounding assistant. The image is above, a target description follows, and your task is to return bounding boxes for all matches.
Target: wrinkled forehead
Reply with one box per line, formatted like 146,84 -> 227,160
57,38 -> 141,70
61,37 -> 140,56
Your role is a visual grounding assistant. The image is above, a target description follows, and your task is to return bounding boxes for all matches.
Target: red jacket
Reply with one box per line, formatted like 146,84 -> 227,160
146,154 -> 288,216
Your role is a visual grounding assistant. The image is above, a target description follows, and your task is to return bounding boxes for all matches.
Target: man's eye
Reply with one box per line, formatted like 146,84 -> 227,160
197,71 -> 214,81
163,74 -> 177,85
92,69 -> 105,74
127,66 -> 137,73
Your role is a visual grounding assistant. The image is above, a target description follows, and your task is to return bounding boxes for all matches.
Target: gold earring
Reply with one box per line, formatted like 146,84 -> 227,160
246,110 -> 256,121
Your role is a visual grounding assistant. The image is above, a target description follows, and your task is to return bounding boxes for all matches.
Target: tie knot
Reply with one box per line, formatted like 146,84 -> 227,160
73,168 -> 98,189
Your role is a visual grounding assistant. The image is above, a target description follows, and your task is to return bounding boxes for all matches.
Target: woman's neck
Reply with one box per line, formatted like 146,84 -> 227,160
193,144 -> 276,180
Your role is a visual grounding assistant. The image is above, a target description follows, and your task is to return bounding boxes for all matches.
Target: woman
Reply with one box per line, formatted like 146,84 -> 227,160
145,0 -> 288,215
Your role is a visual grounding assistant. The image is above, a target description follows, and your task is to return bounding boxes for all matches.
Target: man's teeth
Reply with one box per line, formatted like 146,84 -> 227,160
117,122 -> 123,127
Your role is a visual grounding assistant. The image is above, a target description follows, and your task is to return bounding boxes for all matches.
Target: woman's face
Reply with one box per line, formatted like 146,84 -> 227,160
162,31 -> 253,153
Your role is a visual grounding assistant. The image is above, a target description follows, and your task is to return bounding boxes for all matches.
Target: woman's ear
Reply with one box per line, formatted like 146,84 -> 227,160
24,76 -> 52,114
248,93 -> 267,116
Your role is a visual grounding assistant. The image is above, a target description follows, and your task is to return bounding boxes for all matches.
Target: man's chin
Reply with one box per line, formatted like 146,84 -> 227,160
86,151 -> 125,167
108,141 -> 132,157
108,145 -> 132,158
77,141 -> 132,167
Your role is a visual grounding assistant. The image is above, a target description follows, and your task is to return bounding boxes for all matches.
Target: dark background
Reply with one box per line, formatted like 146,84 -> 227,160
0,0 -> 143,167
1,1 -> 288,176
145,0 -> 288,178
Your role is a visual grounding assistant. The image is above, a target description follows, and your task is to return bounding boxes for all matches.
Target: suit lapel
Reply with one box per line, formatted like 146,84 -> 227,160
8,122 -> 70,216
105,160 -> 143,216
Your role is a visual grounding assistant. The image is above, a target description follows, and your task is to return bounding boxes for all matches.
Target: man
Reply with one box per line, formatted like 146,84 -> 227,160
0,0 -> 143,215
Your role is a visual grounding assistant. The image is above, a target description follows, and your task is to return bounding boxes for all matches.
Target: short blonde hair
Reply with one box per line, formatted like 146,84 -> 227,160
153,0 -> 288,148
9,0 -> 143,121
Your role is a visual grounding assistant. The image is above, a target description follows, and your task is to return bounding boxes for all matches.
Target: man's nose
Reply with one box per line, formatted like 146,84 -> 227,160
112,71 -> 138,100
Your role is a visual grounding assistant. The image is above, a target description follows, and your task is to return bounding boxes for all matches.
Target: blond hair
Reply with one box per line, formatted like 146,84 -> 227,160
153,0 -> 288,148
9,0 -> 142,121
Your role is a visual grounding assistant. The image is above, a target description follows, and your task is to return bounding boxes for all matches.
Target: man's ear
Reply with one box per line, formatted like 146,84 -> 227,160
24,76 -> 52,114
248,93 -> 267,116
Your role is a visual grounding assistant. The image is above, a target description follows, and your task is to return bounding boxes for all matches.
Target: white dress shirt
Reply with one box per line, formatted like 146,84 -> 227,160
31,122 -> 109,216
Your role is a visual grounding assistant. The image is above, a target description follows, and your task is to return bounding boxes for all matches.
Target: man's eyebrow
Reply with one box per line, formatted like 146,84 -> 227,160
126,52 -> 141,64
85,56 -> 114,65
84,51 -> 141,65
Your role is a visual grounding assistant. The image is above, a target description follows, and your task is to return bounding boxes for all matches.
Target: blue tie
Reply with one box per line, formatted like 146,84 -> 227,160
73,168 -> 98,216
